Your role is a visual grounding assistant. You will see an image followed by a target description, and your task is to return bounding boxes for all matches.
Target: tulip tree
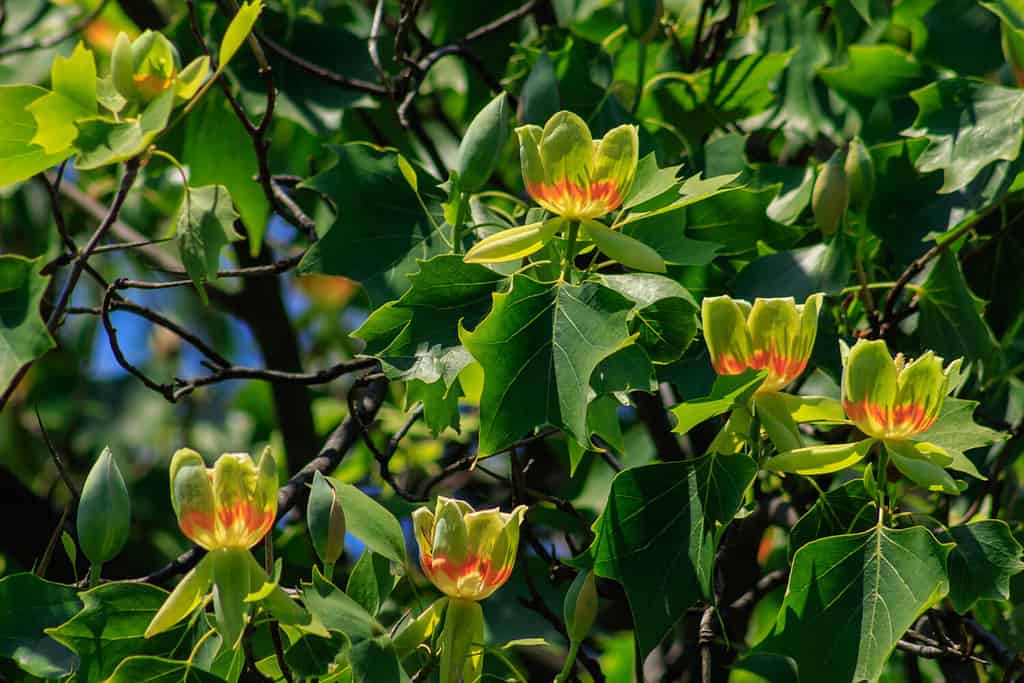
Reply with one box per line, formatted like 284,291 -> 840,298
3,1 -> 1024,682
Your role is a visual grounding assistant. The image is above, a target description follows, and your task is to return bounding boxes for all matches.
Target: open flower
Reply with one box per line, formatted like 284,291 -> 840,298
842,339 -> 961,440
413,497 -> 527,601
170,448 -> 277,551
517,111 -> 638,220
702,293 -> 823,392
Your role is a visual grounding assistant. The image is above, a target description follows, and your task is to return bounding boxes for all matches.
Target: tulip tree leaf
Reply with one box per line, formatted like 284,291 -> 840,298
733,235 -> 852,302
327,479 -> 407,564
284,631 -> 349,679
788,479 -> 877,559
941,520 -> 1024,614
302,567 -> 384,642
0,85 -> 73,188
353,255 -> 504,386
47,582 -> 186,683
219,0 -> 263,72
598,273 -> 698,364
0,255 -> 56,391
903,78 -> 1024,193
0,573 -> 81,679
622,153 -> 683,210
26,42 -> 98,154
585,452 -> 758,654
74,88 -> 175,170
670,370 -> 766,435
917,250 -> 1003,373
104,656 -> 227,682
348,635 -> 405,683
347,551 -> 397,617
460,275 -> 636,455
915,397 -> 1004,456
757,526 -> 952,683
818,44 -> 931,101
175,185 -> 243,304
297,143 -> 446,304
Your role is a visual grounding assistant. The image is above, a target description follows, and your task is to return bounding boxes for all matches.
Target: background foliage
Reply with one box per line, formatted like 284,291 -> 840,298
2,0 -> 1024,681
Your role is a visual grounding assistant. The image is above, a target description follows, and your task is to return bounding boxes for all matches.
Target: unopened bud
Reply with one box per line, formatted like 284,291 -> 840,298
307,471 -> 346,567
812,150 -> 849,236
624,0 -> 664,42
844,137 -> 875,209
456,93 -> 510,193
77,447 -> 131,565
564,570 -> 598,643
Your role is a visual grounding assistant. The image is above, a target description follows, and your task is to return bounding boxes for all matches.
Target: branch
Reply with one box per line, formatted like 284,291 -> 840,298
0,0 -> 108,57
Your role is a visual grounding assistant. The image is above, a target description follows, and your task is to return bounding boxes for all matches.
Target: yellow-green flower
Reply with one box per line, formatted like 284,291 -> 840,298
517,111 -> 638,220
111,30 -> 208,104
702,293 -> 823,392
842,339 -> 961,440
413,497 -> 526,601
170,448 -> 277,551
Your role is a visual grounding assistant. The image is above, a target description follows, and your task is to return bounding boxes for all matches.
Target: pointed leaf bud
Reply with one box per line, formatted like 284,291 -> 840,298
77,447 -> 131,566
456,93 -> 510,192
564,570 -> 598,643
307,471 -> 346,568
812,150 -> 849,236
844,137 -> 875,209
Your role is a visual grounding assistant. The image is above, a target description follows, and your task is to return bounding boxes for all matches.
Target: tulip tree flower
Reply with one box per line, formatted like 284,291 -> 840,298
412,497 -> 527,683
145,448 -> 311,648
464,110 -> 665,273
768,340 -> 978,495
702,293 -> 823,393
111,30 -> 209,107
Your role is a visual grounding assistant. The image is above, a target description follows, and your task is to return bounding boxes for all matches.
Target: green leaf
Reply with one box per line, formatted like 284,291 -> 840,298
348,636 -> 406,683
460,275 -> 635,454
765,438 -> 876,476
27,42 -> 97,153
175,185 -> 242,303
586,453 -> 757,654
0,573 -> 81,678
183,93 -> 270,254
0,85 -> 72,188
904,78 -> 1024,193
915,397 -> 1004,457
104,656 -> 227,682
757,526 -> 952,683
733,235 -> 852,302
47,582 -> 185,683
218,0 -> 262,71
297,144 -> 446,302
74,88 -> 174,170
346,551 -> 395,616
818,44 -> 931,101
619,206 -> 723,266
598,273 -> 698,364
302,567 -> 384,642
327,479 -> 407,564
942,520 -> 1024,613
789,479 -> 877,559
284,632 -> 349,679
917,250 -> 1003,373
621,153 -> 683,210
406,377 -> 462,436
353,255 -> 504,386
582,220 -> 666,273
0,255 -> 55,391
670,370 -> 766,435
518,51 -> 560,126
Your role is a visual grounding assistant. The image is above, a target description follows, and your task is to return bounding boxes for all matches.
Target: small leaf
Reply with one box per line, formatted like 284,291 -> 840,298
74,88 -> 175,169
327,478 -> 407,564
284,631 -> 349,679
302,567 -> 384,642
104,656 -> 227,682
346,551 -> 395,616
582,220 -> 666,273
0,255 -> 56,391
175,185 -> 242,303
942,520 -> 1024,613
219,0 -> 263,71
670,370 -> 766,435
27,42 -> 98,153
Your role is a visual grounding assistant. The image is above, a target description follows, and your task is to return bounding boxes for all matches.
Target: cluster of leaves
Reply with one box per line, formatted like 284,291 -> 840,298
2,0 -> 1024,682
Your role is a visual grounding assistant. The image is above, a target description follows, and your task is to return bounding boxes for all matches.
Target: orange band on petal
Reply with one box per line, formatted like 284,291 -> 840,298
712,354 -> 750,375
842,399 -> 937,439
749,348 -> 808,386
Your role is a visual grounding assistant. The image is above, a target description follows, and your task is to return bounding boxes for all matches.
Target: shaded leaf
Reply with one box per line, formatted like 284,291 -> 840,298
0,255 -> 55,390
105,656 -> 226,682
942,520 -> 1024,613
327,479 -> 407,564
789,479 -> 877,559
0,573 -> 80,679
175,185 -> 242,303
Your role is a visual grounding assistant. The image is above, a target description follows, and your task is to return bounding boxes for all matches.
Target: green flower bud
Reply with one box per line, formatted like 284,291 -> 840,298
456,93 -> 510,193
77,447 -> 131,566
812,150 -> 849,236
844,137 -> 875,209
625,0 -> 663,42
307,471 -> 346,568
564,570 -> 598,643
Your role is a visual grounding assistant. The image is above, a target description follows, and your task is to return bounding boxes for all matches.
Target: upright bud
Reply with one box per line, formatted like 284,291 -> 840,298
456,93 -> 510,193
844,137 -> 875,209
77,447 -> 131,566
564,571 -> 598,643
625,0 -> 664,42
812,150 -> 849,236
307,471 -> 346,569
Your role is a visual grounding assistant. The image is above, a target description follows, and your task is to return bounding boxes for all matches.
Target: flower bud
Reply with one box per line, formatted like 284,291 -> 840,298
564,570 -> 598,643
625,0 -> 663,42
702,293 -> 823,393
518,111 -> 639,220
413,497 -> 527,601
841,339 -> 961,440
456,93 -> 510,193
812,150 -> 849,236
77,447 -> 131,566
110,30 -> 208,105
844,137 -> 875,209
307,471 -> 346,568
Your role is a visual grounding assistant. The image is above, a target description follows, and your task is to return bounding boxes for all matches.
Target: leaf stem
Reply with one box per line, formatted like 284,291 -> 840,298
88,563 -> 102,588
562,221 -> 580,283
555,640 -> 581,683
452,191 -> 469,254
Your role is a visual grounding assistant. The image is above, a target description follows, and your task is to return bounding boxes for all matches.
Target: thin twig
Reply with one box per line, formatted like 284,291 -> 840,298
35,408 -> 80,503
